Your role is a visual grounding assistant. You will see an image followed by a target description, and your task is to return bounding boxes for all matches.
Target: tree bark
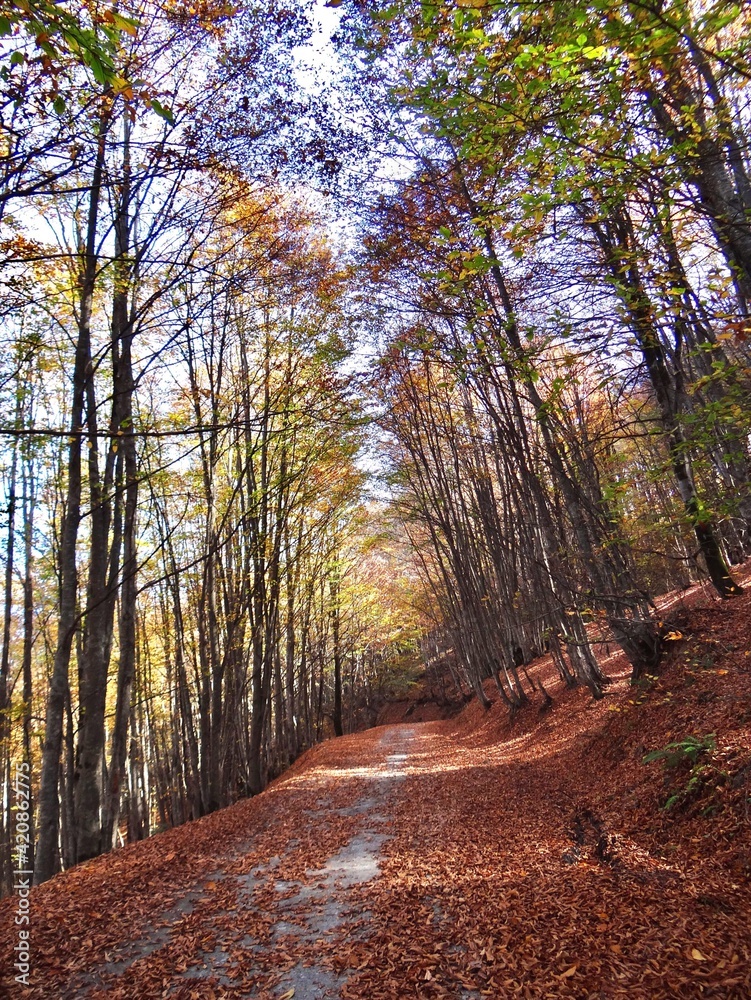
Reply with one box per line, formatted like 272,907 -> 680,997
35,108 -> 109,884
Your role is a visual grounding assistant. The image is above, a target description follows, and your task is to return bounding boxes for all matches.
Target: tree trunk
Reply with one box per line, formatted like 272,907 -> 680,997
102,116 -> 139,849
330,570 -> 344,738
0,415 -> 18,895
35,108 -> 109,884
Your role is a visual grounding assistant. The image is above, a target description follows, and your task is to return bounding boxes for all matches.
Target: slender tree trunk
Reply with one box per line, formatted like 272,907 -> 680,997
102,116 -> 139,849
20,436 -> 35,875
0,417 -> 18,894
284,528 -> 299,763
35,109 -> 109,884
330,569 -> 343,738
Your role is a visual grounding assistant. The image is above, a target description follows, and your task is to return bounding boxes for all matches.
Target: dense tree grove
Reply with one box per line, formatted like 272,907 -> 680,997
338,0 -> 751,699
1,0 -> 749,892
0,0 -> 423,893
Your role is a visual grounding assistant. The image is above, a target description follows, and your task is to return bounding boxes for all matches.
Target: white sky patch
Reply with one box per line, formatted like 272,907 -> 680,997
292,1 -> 344,95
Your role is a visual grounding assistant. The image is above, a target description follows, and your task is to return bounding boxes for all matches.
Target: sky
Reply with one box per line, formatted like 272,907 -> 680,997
293,1 -> 345,95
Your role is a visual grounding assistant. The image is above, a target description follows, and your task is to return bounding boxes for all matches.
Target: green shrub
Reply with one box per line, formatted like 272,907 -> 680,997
643,734 -> 717,812
642,734 -> 716,769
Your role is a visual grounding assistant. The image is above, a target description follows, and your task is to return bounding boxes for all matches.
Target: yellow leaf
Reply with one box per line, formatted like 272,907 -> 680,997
279,990 -> 295,999
691,948 -> 706,962
560,965 -> 577,977
664,630 -> 683,640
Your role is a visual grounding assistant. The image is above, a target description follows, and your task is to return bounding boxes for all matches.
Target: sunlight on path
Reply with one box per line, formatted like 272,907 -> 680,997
5,698 -> 748,999
66,725 -> 426,999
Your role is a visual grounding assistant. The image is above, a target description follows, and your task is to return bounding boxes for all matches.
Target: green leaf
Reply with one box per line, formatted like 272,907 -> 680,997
150,99 -> 174,124
53,94 -> 65,114
84,52 -> 109,85
110,12 -> 139,37
0,15 -> 11,35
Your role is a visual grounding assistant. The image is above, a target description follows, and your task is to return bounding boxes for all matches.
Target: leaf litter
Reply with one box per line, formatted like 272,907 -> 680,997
1,580 -> 749,998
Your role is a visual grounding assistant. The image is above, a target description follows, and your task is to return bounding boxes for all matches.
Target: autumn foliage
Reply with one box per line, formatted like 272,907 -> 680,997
1,570 -> 749,998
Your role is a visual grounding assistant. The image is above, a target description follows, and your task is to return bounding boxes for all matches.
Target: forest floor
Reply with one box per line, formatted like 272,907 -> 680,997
1,573 -> 751,999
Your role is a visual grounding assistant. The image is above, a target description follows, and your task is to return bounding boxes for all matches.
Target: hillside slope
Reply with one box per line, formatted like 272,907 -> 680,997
1,586 -> 749,999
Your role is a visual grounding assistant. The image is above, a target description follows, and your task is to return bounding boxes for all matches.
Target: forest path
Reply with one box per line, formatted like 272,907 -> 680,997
157,724 -> 421,1000
3,632 -> 751,1000
4,725 -> 433,1000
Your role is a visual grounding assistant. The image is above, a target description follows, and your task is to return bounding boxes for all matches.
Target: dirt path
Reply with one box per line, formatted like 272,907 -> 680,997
164,725 -> 418,1000
1,726 -> 426,1000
